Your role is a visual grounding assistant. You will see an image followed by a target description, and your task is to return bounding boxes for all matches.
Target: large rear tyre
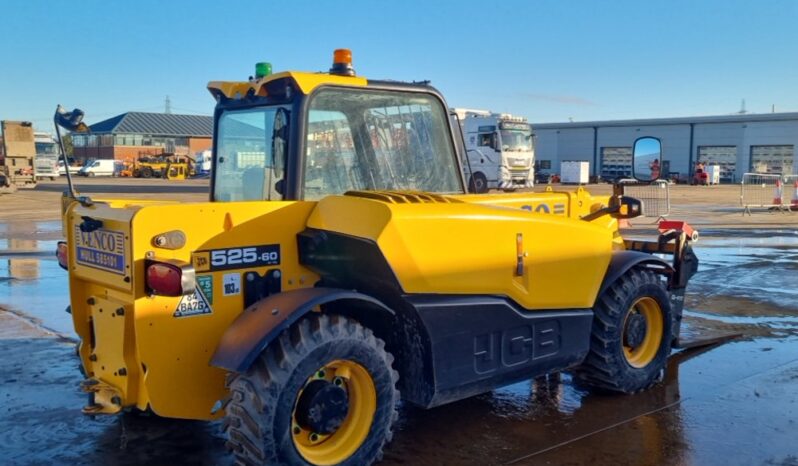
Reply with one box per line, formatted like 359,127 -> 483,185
225,314 -> 399,466
575,267 -> 672,393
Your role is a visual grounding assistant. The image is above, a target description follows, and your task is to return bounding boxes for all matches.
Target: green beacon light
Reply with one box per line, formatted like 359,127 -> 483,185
255,62 -> 272,79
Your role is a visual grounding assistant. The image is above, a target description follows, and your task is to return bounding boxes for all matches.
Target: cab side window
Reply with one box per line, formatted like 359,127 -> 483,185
478,133 -> 495,149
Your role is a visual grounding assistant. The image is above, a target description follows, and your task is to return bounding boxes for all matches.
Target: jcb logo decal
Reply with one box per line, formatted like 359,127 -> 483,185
193,252 -> 211,272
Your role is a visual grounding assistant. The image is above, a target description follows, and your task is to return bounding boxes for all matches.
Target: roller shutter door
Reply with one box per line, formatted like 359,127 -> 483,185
600,147 -> 631,180
697,146 -> 737,182
750,145 -> 794,175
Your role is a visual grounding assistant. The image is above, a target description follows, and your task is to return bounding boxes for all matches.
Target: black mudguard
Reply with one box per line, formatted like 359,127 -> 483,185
598,250 -> 673,297
210,287 -> 395,373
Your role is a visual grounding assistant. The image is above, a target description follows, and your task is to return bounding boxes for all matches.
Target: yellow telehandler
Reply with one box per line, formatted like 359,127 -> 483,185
55,50 -> 698,465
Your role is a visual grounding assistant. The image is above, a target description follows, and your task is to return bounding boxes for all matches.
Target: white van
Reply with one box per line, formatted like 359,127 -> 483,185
78,159 -> 116,177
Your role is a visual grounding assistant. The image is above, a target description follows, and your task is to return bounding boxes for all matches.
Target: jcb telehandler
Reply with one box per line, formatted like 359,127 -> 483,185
55,50 -> 698,465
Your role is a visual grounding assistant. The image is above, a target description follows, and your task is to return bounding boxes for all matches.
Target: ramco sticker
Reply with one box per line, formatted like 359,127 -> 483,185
73,226 -> 126,275
174,288 -> 212,318
192,244 -> 280,272
196,275 -> 213,304
223,273 -> 241,296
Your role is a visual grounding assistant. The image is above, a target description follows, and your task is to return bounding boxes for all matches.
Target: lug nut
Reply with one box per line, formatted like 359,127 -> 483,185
309,433 -> 319,442
293,426 -> 301,435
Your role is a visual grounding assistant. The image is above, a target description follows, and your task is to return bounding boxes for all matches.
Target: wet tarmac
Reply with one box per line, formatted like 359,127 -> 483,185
1,223 -> 797,465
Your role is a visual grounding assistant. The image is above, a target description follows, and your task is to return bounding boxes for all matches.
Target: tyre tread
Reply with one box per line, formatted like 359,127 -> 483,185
224,314 -> 399,465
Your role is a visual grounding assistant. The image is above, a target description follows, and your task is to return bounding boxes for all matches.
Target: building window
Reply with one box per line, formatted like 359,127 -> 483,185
72,134 -> 87,147
99,134 -> 114,146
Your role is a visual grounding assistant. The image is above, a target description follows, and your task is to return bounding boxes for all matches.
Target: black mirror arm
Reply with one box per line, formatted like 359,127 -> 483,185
581,195 -> 643,222
53,105 -> 92,206
581,203 -> 621,222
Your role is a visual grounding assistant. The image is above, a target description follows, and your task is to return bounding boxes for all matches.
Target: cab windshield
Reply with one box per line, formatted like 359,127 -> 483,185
35,142 -> 58,154
500,129 -> 533,152
304,88 -> 462,199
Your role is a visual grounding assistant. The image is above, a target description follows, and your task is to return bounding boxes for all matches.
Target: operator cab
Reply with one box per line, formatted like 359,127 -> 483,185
208,50 -> 466,202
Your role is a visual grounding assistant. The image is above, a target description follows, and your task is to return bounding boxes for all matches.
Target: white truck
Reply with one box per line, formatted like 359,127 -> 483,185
34,132 -> 59,181
452,108 -> 535,192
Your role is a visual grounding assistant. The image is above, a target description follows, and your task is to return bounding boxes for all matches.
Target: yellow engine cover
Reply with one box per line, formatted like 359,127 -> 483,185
306,193 -> 614,310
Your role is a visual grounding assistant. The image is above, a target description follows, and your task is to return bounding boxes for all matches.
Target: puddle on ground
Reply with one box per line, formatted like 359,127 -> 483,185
0,221 -> 71,336
685,229 -> 798,339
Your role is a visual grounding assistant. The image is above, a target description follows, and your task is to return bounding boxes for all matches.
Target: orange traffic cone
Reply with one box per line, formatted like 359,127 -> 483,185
791,180 -> 798,211
773,179 -> 783,205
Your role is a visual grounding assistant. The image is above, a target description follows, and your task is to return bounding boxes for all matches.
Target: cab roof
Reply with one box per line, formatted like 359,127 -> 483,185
207,71 -> 368,100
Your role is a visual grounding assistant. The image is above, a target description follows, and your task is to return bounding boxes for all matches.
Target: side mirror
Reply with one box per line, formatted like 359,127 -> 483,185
271,108 -> 289,178
632,136 -> 661,182
55,105 -> 89,133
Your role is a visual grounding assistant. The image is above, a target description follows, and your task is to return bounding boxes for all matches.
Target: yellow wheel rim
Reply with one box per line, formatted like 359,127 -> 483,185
622,297 -> 664,368
292,360 -> 377,465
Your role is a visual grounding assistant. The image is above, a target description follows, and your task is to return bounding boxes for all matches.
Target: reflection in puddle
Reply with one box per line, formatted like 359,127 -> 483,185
0,222 -> 70,336
688,231 -> 798,332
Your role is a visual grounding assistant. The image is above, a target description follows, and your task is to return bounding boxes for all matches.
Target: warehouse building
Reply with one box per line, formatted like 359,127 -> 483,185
72,112 -> 213,162
533,112 -> 798,183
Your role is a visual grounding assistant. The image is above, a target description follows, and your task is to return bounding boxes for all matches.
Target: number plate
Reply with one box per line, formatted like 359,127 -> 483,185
192,244 -> 280,272
174,288 -> 212,318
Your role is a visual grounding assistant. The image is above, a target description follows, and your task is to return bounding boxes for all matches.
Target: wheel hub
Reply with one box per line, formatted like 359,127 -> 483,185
295,379 -> 349,435
624,313 -> 648,349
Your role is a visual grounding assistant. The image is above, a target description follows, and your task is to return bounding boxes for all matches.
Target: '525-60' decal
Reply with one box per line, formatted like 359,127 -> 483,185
192,244 -> 280,272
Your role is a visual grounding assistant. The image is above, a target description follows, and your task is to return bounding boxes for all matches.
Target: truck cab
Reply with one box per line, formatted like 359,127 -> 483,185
34,132 -> 59,180
453,108 -> 535,192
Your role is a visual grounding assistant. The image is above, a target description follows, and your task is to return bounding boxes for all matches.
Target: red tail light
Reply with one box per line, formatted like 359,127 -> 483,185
145,260 -> 195,296
56,241 -> 68,270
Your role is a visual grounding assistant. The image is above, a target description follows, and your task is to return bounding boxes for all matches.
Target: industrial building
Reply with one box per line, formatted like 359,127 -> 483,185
533,112 -> 798,183
72,112 -> 213,162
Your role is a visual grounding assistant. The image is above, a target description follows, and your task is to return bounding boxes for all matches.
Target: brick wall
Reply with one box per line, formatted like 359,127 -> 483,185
189,137 -> 212,154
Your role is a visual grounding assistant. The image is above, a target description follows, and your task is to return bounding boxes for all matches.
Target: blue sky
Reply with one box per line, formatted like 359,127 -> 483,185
2,0 -> 796,131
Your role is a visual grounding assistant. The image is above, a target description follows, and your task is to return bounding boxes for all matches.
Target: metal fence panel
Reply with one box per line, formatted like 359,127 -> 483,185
740,173 -> 790,215
622,180 -> 670,219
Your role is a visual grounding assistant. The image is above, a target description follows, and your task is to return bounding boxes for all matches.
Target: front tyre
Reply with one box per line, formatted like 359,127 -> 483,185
575,267 -> 672,393
468,172 -> 488,193
225,314 -> 399,466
